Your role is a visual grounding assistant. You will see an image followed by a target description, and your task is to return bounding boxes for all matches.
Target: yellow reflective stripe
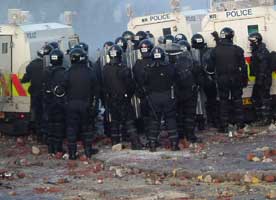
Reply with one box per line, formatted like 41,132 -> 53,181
247,63 -> 255,82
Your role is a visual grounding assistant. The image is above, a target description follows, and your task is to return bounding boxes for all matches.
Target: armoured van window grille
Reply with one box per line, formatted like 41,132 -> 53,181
2,43 -> 8,54
163,28 -> 172,36
248,25 -> 259,35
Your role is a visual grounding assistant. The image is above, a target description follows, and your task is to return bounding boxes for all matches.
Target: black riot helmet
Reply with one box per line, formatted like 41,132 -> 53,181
191,33 -> 205,49
49,42 -> 59,50
135,31 -> 148,42
122,30 -> 135,41
158,36 -> 165,45
150,46 -> 166,62
163,34 -> 175,45
220,27 -> 235,40
174,33 -> 187,43
178,40 -> 191,52
138,39 -> 154,59
133,31 -> 148,49
78,42 -> 89,54
248,32 -> 263,47
69,48 -> 88,64
108,44 -> 123,65
50,49 -> 64,66
37,44 -> 54,58
115,37 -> 127,52
103,41 -> 114,49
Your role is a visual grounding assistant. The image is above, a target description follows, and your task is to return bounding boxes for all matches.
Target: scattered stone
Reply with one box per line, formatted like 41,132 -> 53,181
17,172 -> 26,179
19,158 -> 30,166
32,146 -> 40,155
264,150 -> 272,158
57,178 -> 70,184
62,153 -> 69,160
79,155 -> 88,162
252,156 -> 261,162
83,161 -> 89,165
263,158 -> 273,163
256,146 -> 270,152
115,168 -> 124,178
204,175 -> 213,183
247,153 -> 255,161
112,143 -> 123,152
97,177 -> 103,184
267,190 -> 276,199
16,137 -> 25,146
244,174 -> 252,183
219,152 -> 224,157
264,175 -> 275,183
252,176 -> 260,184
8,191 -> 16,196
272,149 -> 276,156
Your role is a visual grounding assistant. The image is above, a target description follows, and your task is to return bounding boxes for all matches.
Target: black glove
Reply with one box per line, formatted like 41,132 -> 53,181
211,31 -> 219,39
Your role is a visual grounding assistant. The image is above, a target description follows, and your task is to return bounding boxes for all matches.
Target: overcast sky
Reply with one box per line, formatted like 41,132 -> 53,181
0,0 -> 209,56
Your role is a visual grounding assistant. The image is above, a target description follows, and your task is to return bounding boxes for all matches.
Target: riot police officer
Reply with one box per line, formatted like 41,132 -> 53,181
115,37 -> 128,53
21,44 -> 54,143
249,32 -> 272,125
64,48 -> 99,160
176,40 -> 201,143
95,41 -> 114,137
191,34 -> 216,130
43,49 -> 66,155
142,47 -> 179,152
133,39 -> 155,142
208,27 -> 248,133
102,44 -> 141,150
134,31 -> 148,49
122,31 -> 135,42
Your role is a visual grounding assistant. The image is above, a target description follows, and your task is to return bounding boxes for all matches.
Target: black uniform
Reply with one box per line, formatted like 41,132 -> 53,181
133,58 -> 152,137
251,43 -> 272,124
64,63 -> 98,159
192,47 -> 219,128
21,58 -> 45,139
209,39 -> 247,131
102,63 -> 140,148
43,65 -> 66,154
175,51 -> 199,142
142,61 -> 178,150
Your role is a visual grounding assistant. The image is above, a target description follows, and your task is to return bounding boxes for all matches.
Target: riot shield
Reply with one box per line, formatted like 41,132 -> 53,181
191,49 -> 207,116
126,40 -> 141,119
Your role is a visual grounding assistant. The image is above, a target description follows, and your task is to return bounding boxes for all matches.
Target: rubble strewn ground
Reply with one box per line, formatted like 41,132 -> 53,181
1,125 -> 276,200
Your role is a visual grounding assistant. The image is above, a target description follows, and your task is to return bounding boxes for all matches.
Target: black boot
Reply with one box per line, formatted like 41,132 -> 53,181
54,141 -> 63,153
68,144 -> 77,160
111,136 -> 121,146
84,145 -> 92,159
186,133 -> 201,143
130,133 -> 142,150
170,139 -> 180,151
48,143 -> 55,154
149,140 -> 157,152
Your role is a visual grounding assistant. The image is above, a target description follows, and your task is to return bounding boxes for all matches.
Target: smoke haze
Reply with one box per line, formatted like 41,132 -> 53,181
0,0 -> 208,57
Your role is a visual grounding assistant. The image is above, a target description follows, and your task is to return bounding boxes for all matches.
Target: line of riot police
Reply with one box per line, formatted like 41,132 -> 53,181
21,27 -> 275,160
